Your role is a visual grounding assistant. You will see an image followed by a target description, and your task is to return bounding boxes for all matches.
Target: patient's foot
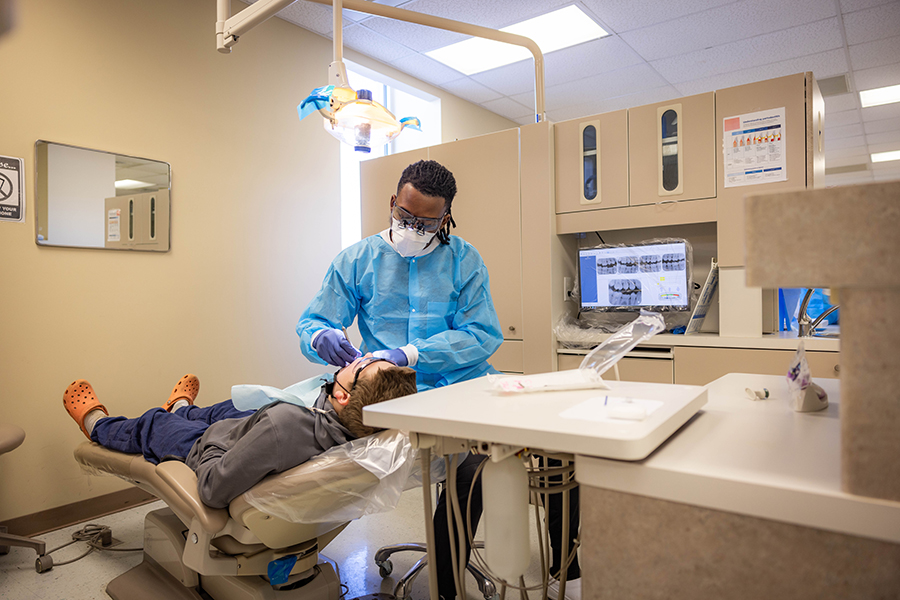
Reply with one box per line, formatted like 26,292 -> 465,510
162,374 -> 200,412
63,380 -> 108,440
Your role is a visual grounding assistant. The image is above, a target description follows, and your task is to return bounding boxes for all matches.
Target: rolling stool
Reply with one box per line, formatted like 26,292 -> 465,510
0,423 -> 49,568
374,482 -> 497,600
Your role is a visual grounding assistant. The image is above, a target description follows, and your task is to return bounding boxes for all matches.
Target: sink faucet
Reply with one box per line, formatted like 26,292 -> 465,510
798,288 -> 840,337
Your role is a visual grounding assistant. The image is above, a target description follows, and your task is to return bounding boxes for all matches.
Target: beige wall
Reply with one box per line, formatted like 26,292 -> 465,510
0,0 -> 515,521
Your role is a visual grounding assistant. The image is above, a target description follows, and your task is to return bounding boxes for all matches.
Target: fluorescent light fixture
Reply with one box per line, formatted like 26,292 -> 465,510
115,179 -> 153,189
871,150 -> 900,163
426,5 -> 608,76
860,83 -> 900,108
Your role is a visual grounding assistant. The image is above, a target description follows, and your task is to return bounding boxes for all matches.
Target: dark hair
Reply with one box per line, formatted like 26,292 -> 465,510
397,160 -> 457,244
338,366 -> 418,438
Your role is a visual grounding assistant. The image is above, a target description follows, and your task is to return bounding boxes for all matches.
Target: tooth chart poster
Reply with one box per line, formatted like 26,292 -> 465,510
722,108 -> 787,188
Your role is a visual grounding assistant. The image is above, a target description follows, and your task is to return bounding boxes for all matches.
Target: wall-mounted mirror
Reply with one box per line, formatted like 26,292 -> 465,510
34,141 -> 171,251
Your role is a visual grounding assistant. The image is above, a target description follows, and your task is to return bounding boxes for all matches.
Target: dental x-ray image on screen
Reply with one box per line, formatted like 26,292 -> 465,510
579,240 -> 691,311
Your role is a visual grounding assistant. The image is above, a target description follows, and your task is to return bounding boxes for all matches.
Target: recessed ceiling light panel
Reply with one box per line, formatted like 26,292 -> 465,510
860,84 -> 900,108
426,5 -> 609,76
871,150 -> 900,163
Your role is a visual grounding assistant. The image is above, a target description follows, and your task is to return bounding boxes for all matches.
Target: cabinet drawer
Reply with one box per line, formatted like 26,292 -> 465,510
674,346 -> 840,386
558,354 -> 674,384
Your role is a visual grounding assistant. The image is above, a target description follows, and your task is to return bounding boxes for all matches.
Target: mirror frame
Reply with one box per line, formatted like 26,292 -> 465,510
34,140 -> 172,251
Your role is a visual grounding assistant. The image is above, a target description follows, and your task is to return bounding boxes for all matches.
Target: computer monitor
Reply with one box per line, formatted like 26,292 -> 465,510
579,240 -> 691,311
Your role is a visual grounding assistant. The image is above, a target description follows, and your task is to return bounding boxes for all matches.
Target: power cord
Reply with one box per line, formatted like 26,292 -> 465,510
35,523 -> 141,573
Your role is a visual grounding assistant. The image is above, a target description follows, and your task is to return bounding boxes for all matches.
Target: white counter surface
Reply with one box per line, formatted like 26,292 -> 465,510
365,376 -> 706,461
558,331 -> 840,352
576,373 -> 900,544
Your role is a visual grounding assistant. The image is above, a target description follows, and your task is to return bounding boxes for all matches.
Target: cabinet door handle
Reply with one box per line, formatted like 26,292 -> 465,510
834,364 -> 840,373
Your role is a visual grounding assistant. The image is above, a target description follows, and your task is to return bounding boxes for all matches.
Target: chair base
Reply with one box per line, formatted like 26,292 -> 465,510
374,543 -> 496,600
109,508 -> 342,600
0,525 -> 47,557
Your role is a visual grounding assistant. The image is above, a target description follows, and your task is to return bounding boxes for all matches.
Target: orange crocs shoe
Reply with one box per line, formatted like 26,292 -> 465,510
162,374 -> 200,412
63,380 -> 108,440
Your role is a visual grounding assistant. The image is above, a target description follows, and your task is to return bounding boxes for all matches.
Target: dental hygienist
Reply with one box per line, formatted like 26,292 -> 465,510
297,159 -> 503,390
297,159 -> 503,600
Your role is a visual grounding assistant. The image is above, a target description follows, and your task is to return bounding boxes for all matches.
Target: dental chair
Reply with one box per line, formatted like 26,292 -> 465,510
73,429 -> 409,600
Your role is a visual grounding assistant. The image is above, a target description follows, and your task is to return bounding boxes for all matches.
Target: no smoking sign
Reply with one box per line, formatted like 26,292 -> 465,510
0,155 -> 25,223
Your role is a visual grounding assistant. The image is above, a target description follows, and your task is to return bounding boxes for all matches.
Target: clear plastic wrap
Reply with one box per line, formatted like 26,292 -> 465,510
242,429 -> 446,524
488,311 -> 664,393
579,310 -> 665,376
561,238 -> 694,337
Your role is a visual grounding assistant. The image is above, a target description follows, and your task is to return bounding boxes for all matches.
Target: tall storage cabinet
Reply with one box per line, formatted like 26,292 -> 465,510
715,73 -> 825,268
359,129 -> 526,373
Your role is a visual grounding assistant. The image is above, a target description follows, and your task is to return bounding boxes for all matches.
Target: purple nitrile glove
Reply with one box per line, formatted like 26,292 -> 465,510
313,329 -> 361,367
372,348 -> 408,367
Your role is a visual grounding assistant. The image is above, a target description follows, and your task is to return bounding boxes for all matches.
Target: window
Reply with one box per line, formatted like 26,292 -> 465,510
340,62 -> 441,249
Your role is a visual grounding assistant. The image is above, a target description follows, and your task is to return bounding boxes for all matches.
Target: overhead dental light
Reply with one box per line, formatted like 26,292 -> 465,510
214,0 -> 547,142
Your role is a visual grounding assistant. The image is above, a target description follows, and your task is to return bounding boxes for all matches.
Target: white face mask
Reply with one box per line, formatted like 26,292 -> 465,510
390,218 -> 437,258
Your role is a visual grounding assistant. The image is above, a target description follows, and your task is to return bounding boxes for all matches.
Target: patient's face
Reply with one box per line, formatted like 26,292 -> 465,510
332,354 -> 394,409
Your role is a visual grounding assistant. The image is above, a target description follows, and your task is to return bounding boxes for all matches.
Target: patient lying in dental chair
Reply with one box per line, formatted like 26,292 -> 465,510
63,356 -> 417,509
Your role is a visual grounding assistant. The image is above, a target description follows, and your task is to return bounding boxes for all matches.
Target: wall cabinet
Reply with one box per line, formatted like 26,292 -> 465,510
629,92 -> 717,206
555,110 -> 628,213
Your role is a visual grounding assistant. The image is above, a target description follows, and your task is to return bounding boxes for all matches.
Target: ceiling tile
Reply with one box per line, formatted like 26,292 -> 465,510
825,134 -> 868,150
872,169 -> 900,181
866,130 -> 900,144
825,109 -> 862,127
276,1 -> 336,35
388,53 -> 464,86
341,24 -> 417,64
470,37 -> 647,97
360,15 -> 466,53
619,0 -> 837,62
854,62 -> 900,91
580,0 -> 737,33
861,102 -> 900,121
826,123 -> 866,139
869,139 -> 900,152
825,92 -> 861,112
842,1 -> 900,45
480,96 -> 533,120
848,35 -> 900,71
827,145 -> 874,159
538,63 -> 669,109
840,0 -> 897,13
651,18 -> 843,84
440,77 -> 504,104
674,48 -> 848,96
823,171 -> 874,186
864,116 -> 900,133
400,0 -> 571,29
547,85 -> 681,122
825,153 -> 872,167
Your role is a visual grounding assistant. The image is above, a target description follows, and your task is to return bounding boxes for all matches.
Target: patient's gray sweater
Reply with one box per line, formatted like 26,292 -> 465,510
184,391 -> 353,508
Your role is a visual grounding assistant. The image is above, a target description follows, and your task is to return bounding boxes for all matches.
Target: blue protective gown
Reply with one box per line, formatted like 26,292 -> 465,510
297,233 -> 503,391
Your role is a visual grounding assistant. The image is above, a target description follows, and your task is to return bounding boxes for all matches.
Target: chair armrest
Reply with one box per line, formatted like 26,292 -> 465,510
156,461 -> 229,535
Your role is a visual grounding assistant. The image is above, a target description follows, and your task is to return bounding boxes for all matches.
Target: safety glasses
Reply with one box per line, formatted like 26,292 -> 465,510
334,357 -> 392,396
392,204 -> 446,236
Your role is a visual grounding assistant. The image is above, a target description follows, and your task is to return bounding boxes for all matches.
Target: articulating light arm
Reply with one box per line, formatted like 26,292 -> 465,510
215,0 -> 546,122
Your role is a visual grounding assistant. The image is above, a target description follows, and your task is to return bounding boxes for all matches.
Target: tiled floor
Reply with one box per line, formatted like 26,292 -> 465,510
1,486 -> 558,600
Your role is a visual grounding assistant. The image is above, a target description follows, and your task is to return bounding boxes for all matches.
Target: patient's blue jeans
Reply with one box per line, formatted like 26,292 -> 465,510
91,400 -> 253,465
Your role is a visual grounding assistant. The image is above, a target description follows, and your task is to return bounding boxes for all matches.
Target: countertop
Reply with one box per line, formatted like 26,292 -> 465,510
558,330 -> 840,352
575,373 -> 900,544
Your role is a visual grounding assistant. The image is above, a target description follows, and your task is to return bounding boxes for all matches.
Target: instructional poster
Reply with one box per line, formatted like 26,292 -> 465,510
723,108 -> 787,188
0,155 -> 25,223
